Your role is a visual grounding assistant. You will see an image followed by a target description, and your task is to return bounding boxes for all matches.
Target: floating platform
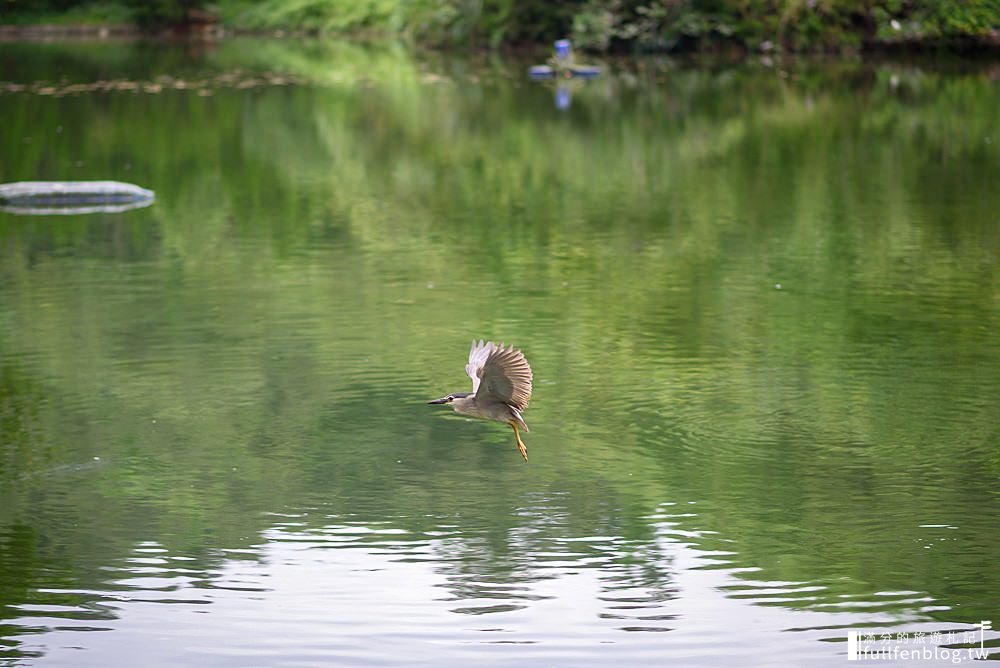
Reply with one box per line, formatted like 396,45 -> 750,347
528,65 -> 602,79
0,180 -> 155,215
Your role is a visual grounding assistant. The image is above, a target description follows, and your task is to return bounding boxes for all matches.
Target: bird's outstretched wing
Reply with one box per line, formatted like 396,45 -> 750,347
465,339 -> 494,395
466,340 -> 532,411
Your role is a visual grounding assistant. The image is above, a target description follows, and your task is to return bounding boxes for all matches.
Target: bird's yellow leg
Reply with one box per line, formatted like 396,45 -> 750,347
511,423 -> 528,462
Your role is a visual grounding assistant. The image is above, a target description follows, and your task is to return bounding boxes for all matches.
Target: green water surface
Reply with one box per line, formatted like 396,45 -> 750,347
1,39 -> 998,666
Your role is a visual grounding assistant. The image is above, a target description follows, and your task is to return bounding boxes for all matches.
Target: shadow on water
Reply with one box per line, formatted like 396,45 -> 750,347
1,38 -> 999,665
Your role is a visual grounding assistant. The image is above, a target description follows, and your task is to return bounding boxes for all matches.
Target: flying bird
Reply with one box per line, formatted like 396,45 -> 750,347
428,340 -> 534,461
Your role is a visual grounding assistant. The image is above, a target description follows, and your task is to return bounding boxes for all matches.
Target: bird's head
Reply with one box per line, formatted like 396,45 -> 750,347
428,392 -> 472,405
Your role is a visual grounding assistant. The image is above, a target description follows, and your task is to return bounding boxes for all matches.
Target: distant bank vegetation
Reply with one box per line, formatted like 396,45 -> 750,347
4,0 -> 1000,52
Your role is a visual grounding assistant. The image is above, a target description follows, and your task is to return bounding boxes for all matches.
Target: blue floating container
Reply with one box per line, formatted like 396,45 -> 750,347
528,39 -> 602,79
569,66 -> 601,78
529,65 -> 555,79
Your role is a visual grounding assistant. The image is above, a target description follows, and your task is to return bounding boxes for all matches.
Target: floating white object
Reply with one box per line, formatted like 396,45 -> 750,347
0,180 -> 155,215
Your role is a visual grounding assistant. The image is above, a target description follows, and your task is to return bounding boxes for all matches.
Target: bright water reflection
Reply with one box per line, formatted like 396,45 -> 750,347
1,38 -> 999,666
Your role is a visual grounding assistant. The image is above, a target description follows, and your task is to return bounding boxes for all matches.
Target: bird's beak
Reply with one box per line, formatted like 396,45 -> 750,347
428,397 -> 449,404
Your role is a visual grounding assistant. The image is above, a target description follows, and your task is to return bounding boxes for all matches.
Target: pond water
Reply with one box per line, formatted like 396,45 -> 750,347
1,39 -> 999,666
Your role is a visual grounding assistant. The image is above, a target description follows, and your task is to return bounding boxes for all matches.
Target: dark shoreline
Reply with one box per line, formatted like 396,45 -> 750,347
2,21 -> 1000,57
0,23 -> 141,39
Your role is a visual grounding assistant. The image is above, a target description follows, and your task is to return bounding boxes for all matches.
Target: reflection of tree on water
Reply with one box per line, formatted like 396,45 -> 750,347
556,82 -> 572,110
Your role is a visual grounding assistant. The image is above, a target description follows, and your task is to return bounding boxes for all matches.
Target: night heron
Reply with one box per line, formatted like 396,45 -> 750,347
428,340 -> 533,461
